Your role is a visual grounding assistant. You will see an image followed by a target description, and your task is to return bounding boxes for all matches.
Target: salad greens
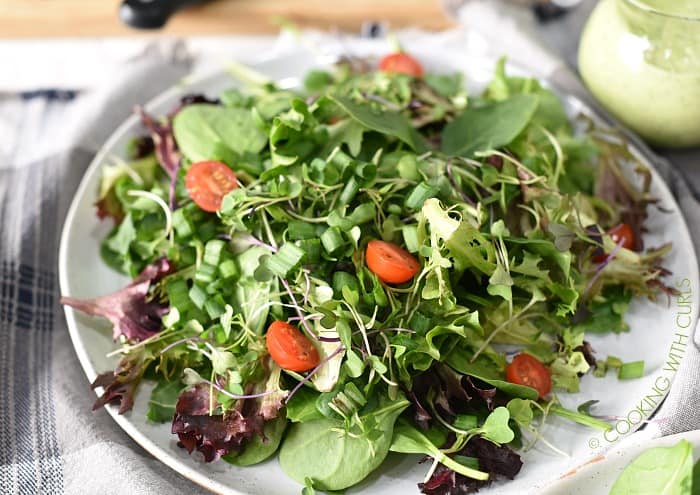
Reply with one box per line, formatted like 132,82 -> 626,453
610,440 -> 698,495
62,51 -> 675,494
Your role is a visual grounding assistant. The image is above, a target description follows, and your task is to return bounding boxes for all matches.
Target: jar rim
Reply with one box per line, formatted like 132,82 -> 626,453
622,0 -> 700,22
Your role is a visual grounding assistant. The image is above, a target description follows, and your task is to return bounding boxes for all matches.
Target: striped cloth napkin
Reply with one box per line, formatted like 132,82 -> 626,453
0,46 -> 212,495
1,26 -> 698,495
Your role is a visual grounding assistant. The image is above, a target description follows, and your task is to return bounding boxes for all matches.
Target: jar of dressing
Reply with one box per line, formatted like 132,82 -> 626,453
578,0 -> 700,148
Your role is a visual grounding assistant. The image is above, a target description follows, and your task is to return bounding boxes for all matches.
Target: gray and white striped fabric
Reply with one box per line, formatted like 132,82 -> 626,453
0,51 -> 210,495
0,31 -> 698,495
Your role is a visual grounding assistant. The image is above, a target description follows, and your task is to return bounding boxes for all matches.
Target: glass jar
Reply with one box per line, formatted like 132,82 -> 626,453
578,0 -> 700,148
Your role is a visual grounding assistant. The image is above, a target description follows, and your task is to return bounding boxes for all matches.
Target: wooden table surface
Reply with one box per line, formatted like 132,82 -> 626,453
0,0 -> 454,38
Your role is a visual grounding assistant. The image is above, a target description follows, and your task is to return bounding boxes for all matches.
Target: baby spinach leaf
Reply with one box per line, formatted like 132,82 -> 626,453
146,379 -> 184,423
441,94 -> 538,157
390,420 -> 441,455
610,440 -> 693,495
279,394 -> 409,491
692,458 -> 700,495
330,95 -> 427,152
485,57 -> 569,132
224,415 -> 287,466
285,387 -> 324,423
424,73 -> 464,99
173,104 -> 267,163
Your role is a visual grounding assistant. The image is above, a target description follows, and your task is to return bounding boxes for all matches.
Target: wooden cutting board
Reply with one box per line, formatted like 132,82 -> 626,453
0,0 -> 454,38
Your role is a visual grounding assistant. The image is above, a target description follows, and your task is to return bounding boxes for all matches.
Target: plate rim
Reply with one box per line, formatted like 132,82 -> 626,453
58,53 -> 700,495
539,429 -> 700,494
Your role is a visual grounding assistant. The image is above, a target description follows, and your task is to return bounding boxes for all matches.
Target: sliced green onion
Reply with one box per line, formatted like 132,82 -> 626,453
329,149 -> 352,169
218,259 -> 239,280
287,221 -> 318,240
402,225 -> 420,253
205,279 -> 223,294
266,243 -> 305,278
321,227 -> 345,254
189,283 -> 208,310
167,279 -> 192,311
405,182 -> 439,211
338,176 -> 360,205
172,208 -> 194,238
203,239 -> 226,266
618,360 -> 645,380
606,355 -> 623,369
592,360 -> 607,378
347,203 -> 376,225
195,262 -> 217,285
204,295 -> 226,320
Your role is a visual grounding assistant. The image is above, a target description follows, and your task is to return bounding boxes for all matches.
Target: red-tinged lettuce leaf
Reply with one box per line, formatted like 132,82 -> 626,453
61,258 -> 173,342
94,153 -> 159,224
95,194 -> 125,224
576,340 -> 597,369
462,376 -> 497,412
408,365 -> 501,431
464,437 -> 522,480
137,107 -> 180,179
420,464 -> 481,495
91,349 -> 153,414
140,93 -> 220,177
419,438 -> 523,495
172,385 -> 265,463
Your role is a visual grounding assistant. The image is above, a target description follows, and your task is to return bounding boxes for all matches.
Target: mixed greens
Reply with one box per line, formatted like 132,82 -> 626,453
62,50 -> 676,494
610,440 -> 699,495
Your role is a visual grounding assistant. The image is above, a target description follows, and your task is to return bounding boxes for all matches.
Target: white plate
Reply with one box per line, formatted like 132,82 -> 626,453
59,46 -> 699,495
540,429 -> 700,495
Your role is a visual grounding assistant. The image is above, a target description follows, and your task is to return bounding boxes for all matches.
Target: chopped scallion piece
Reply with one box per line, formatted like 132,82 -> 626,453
203,239 -> 226,266
321,227 -> 345,254
188,283 -> 208,310
405,182 -> 439,211
618,360 -> 645,380
218,259 -> 239,280
266,243 -> 305,278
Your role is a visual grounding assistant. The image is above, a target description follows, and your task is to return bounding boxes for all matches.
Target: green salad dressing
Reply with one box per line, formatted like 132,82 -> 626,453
636,0 -> 700,18
579,0 -> 700,148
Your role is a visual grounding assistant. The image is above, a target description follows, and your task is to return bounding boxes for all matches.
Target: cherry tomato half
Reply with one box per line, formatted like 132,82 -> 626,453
506,353 -> 552,399
593,223 -> 636,262
366,240 -> 420,285
184,160 -> 238,213
378,52 -> 424,77
266,321 -> 320,372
